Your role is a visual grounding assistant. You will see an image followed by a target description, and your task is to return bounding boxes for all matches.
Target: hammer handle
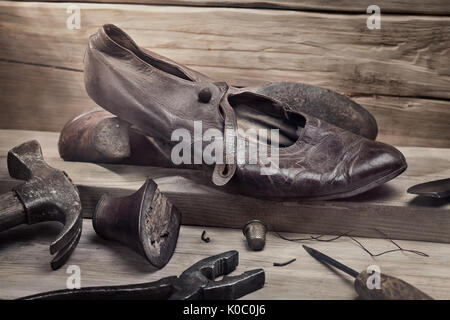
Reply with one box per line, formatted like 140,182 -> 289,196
0,191 -> 27,232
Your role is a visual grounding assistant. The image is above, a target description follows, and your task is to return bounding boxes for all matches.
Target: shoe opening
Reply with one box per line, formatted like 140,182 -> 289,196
103,25 -> 193,82
229,92 -> 305,148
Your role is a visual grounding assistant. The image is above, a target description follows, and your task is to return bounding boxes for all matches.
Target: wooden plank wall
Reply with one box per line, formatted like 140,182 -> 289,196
44,0 -> 450,15
0,1 -> 449,147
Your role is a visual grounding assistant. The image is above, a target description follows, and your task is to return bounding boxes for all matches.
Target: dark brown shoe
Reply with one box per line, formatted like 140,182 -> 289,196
254,82 -> 377,140
81,24 -> 406,200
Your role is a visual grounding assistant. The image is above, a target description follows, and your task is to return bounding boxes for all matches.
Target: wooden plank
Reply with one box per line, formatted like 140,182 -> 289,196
1,221 -> 449,299
0,61 -> 96,132
1,61 -> 449,148
0,2 -> 449,99
0,130 -> 449,244
43,0 -> 450,15
353,95 -> 450,148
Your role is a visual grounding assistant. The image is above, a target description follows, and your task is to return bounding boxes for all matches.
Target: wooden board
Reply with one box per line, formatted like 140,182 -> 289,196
1,221 -> 450,299
42,0 -> 450,15
0,2 -> 449,100
0,130 -> 449,244
1,60 -> 449,148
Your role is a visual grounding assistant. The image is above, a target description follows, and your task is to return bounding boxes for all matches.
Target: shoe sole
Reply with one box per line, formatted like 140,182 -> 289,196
279,163 -> 408,201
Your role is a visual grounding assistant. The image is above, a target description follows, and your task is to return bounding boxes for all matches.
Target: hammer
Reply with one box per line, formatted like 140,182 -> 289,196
0,140 -> 83,270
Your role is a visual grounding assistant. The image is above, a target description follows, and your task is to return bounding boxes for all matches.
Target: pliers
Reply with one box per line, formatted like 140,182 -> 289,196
20,251 -> 265,300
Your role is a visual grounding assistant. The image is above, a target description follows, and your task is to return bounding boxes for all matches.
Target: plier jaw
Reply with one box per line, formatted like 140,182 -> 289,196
170,250 -> 265,300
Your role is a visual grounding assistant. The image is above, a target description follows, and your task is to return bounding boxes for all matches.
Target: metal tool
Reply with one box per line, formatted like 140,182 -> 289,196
19,250 -> 265,300
243,220 -> 267,251
93,178 -> 181,269
407,178 -> 450,198
0,140 -> 82,270
303,245 -> 432,300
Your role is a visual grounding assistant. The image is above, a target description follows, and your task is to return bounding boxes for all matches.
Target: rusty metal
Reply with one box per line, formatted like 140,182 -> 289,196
0,140 -> 82,270
273,258 -> 296,267
93,178 -> 181,269
201,230 -> 210,243
20,250 -> 265,300
243,220 -> 267,251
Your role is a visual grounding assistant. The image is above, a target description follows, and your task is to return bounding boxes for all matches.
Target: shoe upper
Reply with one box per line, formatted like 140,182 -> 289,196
85,24 -> 227,143
227,106 -> 406,199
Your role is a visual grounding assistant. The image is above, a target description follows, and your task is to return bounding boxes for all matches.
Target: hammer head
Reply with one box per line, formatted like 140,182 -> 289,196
7,140 -> 83,270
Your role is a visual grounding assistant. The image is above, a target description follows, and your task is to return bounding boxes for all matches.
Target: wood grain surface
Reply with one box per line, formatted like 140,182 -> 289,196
1,54 -> 449,147
0,130 -> 449,243
0,2 -> 449,100
0,221 -> 449,299
41,0 -> 450,15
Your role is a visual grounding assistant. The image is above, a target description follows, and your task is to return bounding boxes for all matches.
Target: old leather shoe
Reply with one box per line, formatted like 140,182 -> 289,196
81,24 -> 406,200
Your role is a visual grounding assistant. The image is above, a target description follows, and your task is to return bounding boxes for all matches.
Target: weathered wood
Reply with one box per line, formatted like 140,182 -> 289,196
1,61 -> 449,147
353,95 -> 450,148
43,0 -> 450,15
0,61 -> 96,132
0,2 -> 449,99
0,221 -> 449,299
0,130 -> 449,243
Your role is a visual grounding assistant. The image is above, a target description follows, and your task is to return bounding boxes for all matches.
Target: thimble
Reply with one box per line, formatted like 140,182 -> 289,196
243,220 -> 267,251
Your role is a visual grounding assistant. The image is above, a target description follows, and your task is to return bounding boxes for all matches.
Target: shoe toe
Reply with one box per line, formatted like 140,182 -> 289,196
350,141 -> 407,186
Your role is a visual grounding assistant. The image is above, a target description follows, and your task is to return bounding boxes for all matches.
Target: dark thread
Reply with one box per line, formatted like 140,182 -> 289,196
201,230 -> 210,243
275,228 -> 428,258
349,228 -> 429,257
273,258 -> 296,267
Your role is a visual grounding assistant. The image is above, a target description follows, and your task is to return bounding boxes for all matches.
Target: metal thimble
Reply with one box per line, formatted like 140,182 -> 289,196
243,220 -> 267,251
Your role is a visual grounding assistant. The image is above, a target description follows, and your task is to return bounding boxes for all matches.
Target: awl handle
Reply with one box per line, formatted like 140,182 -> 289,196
354,271 -> 433,300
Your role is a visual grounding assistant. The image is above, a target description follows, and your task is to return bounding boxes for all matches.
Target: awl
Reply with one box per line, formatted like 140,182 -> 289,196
303,245 -> 432,300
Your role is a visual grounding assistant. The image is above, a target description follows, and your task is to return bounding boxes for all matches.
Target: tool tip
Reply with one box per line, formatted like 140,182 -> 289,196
302,245 -> 317,257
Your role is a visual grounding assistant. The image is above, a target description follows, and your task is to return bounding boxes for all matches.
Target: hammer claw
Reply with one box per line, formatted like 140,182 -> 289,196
51,224 -> 82,270
50,213 -> 82,255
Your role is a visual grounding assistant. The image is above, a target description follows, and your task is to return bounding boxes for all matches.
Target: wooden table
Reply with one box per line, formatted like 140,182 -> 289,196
1,221 -> 450,299
0,130 -> 449,299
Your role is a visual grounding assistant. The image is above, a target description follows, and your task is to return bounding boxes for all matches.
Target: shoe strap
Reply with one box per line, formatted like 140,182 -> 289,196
212,86 -> 237,186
